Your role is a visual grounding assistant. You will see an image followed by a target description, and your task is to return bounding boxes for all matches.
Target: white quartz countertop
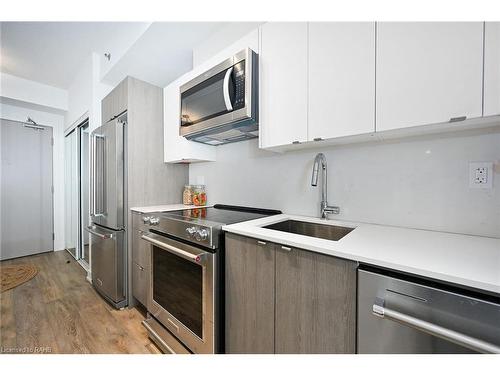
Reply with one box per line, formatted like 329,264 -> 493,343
130,204 -> 211,213
223,214 -> 500,295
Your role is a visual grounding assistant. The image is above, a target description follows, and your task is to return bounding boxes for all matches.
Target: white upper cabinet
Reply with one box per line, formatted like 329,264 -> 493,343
259,23 -> 308,148
376,22 -> 484,131
163,78 -> 216,163
484,22 -> 500,116
308,22 -> 376,140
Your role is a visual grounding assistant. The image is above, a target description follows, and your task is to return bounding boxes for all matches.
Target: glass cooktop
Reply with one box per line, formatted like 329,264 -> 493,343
161,204 -> 281,227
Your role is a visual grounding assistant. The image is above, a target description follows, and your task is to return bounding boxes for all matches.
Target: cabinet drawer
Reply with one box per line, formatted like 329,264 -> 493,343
132,261 -> 150,308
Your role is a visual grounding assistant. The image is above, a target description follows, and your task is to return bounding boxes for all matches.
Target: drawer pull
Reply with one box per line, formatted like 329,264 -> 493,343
257,240 -> 267,246
280,246 -> 292,252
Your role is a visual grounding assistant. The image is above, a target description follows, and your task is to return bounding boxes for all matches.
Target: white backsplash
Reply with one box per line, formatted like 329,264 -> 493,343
189,130 -> 500,238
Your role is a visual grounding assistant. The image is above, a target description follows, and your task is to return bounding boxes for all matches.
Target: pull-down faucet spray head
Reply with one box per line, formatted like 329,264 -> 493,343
311,153 -> 326,187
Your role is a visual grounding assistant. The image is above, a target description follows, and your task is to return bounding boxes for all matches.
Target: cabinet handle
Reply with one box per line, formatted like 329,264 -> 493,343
134,262 -> 144,271
313,137 -> 323,142
292,141 -> 301,145
280,246 -> 292,252
257,240 -> 267,246
449,116 -> 467,122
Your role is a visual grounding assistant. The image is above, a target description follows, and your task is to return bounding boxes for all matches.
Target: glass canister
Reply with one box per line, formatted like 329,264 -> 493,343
183,185 -> 193,205
192,185 -> 207,206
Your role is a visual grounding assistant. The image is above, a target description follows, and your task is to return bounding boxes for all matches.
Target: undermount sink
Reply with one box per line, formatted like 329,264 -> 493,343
263,220 -> 354,242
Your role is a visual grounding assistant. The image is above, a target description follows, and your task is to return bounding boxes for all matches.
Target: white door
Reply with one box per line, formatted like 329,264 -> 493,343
376,22 -> 484,131
1,119 -> 54,260
259,22 -> 308,148
484,22 -> 500,116
308,22 -> 376,140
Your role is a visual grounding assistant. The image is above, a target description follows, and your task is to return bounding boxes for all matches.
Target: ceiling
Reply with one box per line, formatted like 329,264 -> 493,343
100,22 -> 230,88
0,22 -> 150,89
1,22 -> 233,91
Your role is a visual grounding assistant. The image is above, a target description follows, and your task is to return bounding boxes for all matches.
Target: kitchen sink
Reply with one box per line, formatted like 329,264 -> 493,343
263,220 -> 354,241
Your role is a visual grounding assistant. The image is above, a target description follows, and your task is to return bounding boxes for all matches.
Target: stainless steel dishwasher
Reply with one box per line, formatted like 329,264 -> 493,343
357,268 -> 500,354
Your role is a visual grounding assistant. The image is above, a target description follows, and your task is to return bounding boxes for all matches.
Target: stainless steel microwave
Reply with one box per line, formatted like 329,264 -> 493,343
179,48 -> 258,145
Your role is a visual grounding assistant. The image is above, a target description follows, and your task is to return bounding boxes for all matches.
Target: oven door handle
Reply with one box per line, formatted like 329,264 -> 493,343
372,298 -> 500,354
223,66 -> 234,111
141,233 -> 203,263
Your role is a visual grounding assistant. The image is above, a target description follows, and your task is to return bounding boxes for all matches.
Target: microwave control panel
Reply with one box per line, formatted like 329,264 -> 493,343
233,60 -> 246,110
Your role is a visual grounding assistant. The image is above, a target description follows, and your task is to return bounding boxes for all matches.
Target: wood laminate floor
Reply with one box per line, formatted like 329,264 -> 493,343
0,251 -> 160,354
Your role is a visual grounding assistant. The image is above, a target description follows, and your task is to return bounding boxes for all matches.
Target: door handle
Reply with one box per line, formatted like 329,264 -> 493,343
223,66 -> 234,111
372,298 -> 500,354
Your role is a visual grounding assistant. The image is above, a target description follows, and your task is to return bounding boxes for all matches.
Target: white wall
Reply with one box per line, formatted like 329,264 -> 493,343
192,22 -> 264,67
190,130 -> 500,238
0,101 -> 66,250
0,72 -> 68,111
66,52 -> 112,131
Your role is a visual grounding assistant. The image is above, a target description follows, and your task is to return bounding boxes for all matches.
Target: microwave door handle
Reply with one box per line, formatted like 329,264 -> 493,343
223,66 -> 234,111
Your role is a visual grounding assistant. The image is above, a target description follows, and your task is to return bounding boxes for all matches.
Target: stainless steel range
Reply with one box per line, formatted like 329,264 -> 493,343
140,204 -> 281,354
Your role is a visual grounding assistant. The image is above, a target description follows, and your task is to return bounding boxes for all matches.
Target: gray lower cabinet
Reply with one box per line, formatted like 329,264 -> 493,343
225,233 -> 275,353
275,243 -> 357,353
225,232 -> 357,354
131,213 -> 150,308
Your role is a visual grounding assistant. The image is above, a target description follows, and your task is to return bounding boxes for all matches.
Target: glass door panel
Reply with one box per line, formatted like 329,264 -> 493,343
79,122 -> 90,265
64,129 -> 78,259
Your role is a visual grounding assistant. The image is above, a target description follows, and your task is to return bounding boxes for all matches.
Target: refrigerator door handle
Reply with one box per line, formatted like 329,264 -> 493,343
92,133 -> 106,218
85,225 -> 114,239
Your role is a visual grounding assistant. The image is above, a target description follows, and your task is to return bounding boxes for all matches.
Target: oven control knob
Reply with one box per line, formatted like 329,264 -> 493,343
149,217 -> 160,226
143,216 -> 151,224
195,228 -> 209,241
186,226 -> 197,237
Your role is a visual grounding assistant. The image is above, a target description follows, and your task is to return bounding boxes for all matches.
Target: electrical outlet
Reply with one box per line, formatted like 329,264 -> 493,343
469,162 -> 493,189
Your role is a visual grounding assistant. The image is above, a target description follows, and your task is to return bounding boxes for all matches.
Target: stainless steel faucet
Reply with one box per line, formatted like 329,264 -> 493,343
311,153 -> 340,219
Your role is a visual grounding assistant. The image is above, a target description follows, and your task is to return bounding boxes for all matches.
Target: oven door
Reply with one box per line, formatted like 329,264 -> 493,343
180,48 -> 254,137
141,232 -> 216,354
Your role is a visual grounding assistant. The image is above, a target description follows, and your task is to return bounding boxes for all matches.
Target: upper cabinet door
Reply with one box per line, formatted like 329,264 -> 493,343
376,22 -> 484,131
484,22 -> 500,116
259,22 -> 308,148
308,22 -> 376,140
101,78 -> 128,124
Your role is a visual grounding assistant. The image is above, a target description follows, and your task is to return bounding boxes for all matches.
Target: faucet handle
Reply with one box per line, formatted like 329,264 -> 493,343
322,205 -> 340,218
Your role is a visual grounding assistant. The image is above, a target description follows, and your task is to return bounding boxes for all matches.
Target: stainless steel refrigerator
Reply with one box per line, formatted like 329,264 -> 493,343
86,115 -> 127,309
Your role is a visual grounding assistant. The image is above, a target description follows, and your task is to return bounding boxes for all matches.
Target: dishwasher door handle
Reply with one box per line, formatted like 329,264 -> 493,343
372,299 -> 500,354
